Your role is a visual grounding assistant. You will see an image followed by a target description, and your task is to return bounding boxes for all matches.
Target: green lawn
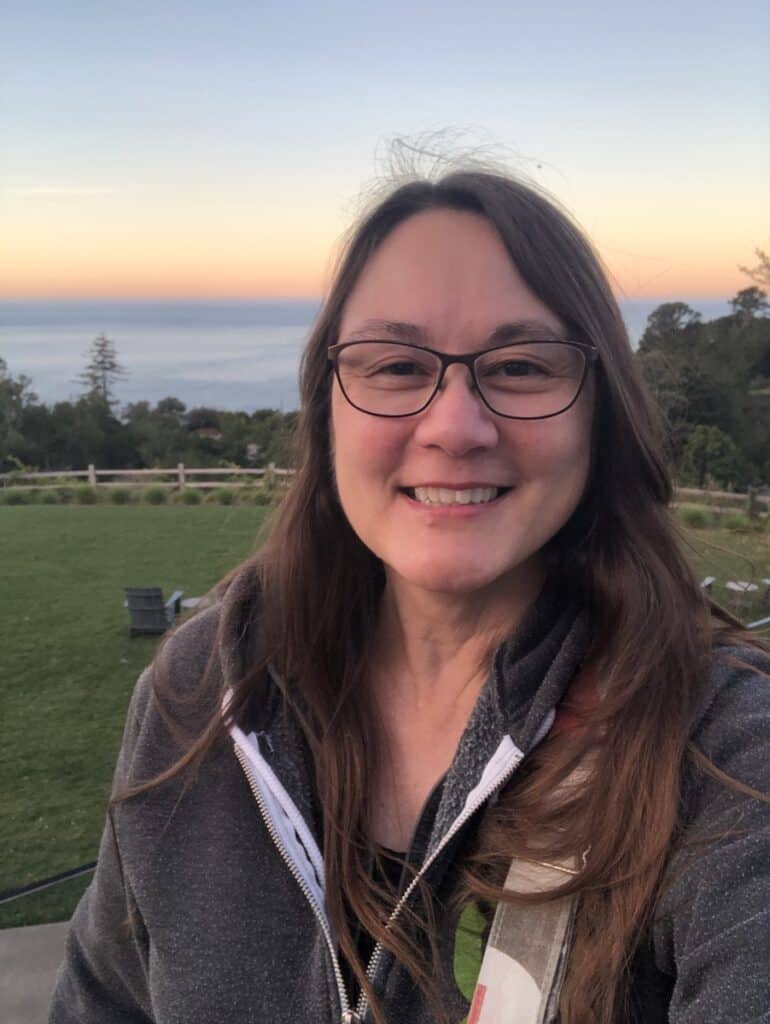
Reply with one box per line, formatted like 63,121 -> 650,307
0,505 -> 267,927
0,506 -> 768,929
677,525 -> 770,620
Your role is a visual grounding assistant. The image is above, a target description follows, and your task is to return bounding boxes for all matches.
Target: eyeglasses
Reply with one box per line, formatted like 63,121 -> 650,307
328,339 -> 598,419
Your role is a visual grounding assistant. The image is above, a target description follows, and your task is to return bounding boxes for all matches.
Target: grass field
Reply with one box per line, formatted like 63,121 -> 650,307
1,505 -> 768,929
0,504 -> 267,927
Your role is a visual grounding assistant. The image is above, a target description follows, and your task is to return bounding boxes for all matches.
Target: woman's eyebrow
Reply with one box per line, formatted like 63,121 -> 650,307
486,320 -> 569,344
344,318 -> 568,346
344,320 -> 429,344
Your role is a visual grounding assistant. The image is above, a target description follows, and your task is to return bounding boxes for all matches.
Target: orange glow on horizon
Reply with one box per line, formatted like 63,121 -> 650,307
1,201 -> 760,302
0,265 -> 752,302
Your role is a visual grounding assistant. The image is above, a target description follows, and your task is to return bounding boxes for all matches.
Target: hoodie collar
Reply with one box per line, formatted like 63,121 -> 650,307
424,578 -> 589,856
220,568 -> 590,853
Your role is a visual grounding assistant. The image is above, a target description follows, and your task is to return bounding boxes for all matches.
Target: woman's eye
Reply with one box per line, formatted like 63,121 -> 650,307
374,361 -> 429,376
486,359 -> 548,377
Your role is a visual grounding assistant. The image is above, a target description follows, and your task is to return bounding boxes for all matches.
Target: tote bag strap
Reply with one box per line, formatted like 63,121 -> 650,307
467,854 -> 579,1024
467,668 -> 597,1024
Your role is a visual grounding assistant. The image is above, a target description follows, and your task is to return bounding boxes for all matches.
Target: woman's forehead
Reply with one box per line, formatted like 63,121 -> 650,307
339,209 -> 565,343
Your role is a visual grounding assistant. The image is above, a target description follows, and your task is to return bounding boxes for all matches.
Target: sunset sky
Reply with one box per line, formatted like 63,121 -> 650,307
2,0 -> 768,302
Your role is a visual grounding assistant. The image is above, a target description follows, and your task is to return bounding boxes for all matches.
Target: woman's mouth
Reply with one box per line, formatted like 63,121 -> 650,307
401,486 -> 512,506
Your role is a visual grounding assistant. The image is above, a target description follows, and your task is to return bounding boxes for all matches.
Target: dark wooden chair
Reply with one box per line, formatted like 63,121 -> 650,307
124,587 -> 184,636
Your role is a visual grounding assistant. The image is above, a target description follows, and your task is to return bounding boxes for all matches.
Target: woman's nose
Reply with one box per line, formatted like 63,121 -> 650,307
411,364 -> 499,455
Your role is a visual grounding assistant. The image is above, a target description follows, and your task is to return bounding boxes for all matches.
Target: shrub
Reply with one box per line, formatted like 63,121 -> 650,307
251,486 -> 278,507
722,513 -> 751,532
179,489 -> 203,505
205,487 -> 236,505
144,486 -> 168,505
109,487 -> 133,505
40,490 -> 59,505
74,486 -> 99,505
1,488 -> 30,505
56,486 -> 75,504
678,506 -> 709,529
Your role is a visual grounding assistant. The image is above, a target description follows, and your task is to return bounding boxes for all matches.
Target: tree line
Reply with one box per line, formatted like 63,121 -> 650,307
2,271 -> 769,489
637,278 -> 769,489
0,335 -> 296,473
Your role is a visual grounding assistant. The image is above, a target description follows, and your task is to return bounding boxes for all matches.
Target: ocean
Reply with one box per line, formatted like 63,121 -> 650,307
0,297 -> 732,413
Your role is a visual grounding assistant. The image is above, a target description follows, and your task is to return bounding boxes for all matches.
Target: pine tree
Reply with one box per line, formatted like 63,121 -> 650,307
739,248 -> 770,289
76,334 -> 127,405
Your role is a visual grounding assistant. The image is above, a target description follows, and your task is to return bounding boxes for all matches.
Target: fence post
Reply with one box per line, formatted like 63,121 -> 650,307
88,464 -> 96,486
747,486 -> 760,520
178,463 -> 186,490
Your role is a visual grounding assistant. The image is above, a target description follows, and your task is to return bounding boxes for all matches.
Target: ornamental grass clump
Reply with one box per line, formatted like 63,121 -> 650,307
678,506 -> 710,529
236,487 -> 257,505
56,486 -> 75,504
173,488 -> 203,505
109,487 -> 133,505
1,488 -> 30,505
144,486 -> 168,505
251,485 -> 279,506
205,487 -> 236,505
722,513 -> 752,532
74,486 -> 100,505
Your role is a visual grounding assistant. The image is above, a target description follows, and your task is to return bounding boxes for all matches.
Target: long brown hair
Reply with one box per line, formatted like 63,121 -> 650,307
125,169 -> 765,1023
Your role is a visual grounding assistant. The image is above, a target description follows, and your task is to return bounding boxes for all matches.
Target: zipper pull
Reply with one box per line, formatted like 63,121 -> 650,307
341,1012 -> 363,1023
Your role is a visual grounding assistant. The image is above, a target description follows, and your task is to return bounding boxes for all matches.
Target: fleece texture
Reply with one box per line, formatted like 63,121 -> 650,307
48,572 -> 770,1023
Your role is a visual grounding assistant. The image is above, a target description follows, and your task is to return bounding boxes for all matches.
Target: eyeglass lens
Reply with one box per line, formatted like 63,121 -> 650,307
334,341 -> 587,418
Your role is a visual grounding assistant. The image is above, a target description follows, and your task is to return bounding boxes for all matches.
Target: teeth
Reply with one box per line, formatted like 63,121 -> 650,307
412,486 -> 499,505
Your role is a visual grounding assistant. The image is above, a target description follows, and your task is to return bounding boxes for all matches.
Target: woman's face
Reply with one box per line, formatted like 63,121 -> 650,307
331,208 -> 594,597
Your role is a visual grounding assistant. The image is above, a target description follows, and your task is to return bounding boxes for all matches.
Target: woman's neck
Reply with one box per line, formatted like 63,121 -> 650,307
365,560 -> 546,851
372,559 -> 546,708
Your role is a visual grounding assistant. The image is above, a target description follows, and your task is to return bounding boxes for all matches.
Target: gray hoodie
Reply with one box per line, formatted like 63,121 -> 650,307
49,574 -> 770,1023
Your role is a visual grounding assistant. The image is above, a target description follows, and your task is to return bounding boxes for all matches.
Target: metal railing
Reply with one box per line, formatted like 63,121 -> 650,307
0,862 -> 97,907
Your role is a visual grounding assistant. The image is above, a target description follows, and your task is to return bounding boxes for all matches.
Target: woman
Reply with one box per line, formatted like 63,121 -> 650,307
50,170 -> 769,1024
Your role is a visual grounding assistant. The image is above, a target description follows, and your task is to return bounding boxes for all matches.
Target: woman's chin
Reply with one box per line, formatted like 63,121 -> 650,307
391,560 -> 511,598
385,547 -> 547,601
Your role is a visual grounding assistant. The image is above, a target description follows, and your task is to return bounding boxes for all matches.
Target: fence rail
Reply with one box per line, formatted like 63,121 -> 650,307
0,463 -> 293,489
2,469 -> 768,506
676,485 -> 769,507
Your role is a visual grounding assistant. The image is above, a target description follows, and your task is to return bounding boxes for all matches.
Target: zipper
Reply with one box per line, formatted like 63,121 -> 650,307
354,743 -> 524,1022
234,729 -> 523,1024
233,743 -> 355,1023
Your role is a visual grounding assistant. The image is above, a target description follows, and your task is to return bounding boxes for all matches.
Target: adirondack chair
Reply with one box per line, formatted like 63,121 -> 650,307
725,580 -> 758,612
124,587 -> 184,636
743,575 -> 770,631
747,615 -> 770,631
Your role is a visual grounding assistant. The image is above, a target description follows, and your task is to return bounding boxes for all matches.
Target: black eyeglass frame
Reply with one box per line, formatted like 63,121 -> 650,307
327,338 -> 600,420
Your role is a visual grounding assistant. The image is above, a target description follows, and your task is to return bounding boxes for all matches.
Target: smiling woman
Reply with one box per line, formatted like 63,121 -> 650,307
331,209 -> 594,603
49,170 -> 770,1024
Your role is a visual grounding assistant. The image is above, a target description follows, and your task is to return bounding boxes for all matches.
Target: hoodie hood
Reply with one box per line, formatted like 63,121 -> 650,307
217,566 -> 590,861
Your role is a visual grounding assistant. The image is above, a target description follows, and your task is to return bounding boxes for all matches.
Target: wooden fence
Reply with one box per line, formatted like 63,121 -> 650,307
0,464 -> 293,490
675,486 -> 769,513
1,469 -> 768,508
